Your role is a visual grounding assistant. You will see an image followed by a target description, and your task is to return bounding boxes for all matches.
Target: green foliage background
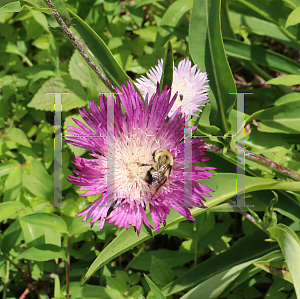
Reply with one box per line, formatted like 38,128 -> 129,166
1,0 -> 300,298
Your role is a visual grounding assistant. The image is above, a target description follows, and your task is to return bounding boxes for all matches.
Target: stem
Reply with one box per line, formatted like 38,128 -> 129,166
204,143 -> 300,181
226,199 -> 268,234
124,244 -> 146,272
3,260 -> 9,299
66,235 -> 71,299
44,0 -> 116,93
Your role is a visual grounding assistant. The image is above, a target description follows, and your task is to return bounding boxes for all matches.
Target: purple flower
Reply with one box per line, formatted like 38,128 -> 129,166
136,58 -> 210,117
65,81 -> 215,235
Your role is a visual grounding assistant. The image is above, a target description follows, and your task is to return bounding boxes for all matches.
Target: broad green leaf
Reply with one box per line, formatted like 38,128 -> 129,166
1,220 -> 23,254
6,128 -> 31,147
155,0 -> 193,50
150,256 -> 174,286
160,41 -> 173,91
67,9 -> 135,91
0,159 -> 20,178
3,166 -> 22,201
143,274 -> 166,299
181,260 -> 255,299
0,202 -> 24,222
65,282 -> 126,299
20,213 -> 68,234
286,6 -> 300,28
27,77 -> 86,111
245,100 -> 300,134
0,1 -> 53,15
224,38 -> 300,75
254,260 -> 293,283
18,244 -> 66,261
268,224 -> 300,297
103,0 -> 121,23
190,0 -> 236,134
162,230 -> 278,296
22,160 -> 54,200
266,75 -> 300,85
81,173 -> 298,283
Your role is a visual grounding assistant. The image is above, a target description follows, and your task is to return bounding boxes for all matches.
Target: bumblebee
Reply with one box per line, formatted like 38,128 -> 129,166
145,150 -> 173,195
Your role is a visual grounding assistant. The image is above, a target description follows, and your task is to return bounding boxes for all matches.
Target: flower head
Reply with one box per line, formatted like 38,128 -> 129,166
136,58 -> 210,117
65,81 -> 215,235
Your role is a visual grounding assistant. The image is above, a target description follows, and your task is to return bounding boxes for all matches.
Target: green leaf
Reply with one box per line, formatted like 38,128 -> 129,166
224,38 -> 300,75
286,6 -> 300,28
67,9 -> 137,92
150,256 -> 174,286
155,0 -> 193,50
6,128 -> 31,147
0,202 -> 24,222
190,0 -> 236,134
143,274 -> 166,299
22,160 -> 54,200
103,0 -> 121,23
254,260 -> 293,283
20,213 -> 68,234
266,75 -> 300,85
51,0 -> 71,25
18,244 -> 66,261
267,224 -> 300,297
180,260 -> 255,299
160,41 -> 173,91
0,159 -> 20,178
130,249 -> 194,271
162,230 -> 278,296
3,165 -> 22,201
245,100 -> 300,134
81,173 -> 299,284
27,77 -> 86,111
0,1 -> 53,15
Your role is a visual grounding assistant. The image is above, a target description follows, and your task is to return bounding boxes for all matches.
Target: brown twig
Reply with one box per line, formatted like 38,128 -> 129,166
226,199 -> 268,234
44,0 -> 117,93
204,143 -> 300,181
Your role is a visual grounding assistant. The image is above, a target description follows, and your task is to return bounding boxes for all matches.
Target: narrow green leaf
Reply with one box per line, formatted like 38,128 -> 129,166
54,275 -> 61,298
190,0 -> 236,134
245,100 -> 300,134
254,260 -> 293,283
81,174 -> 299,284
67,9 -> 135,92
51,0 -> 71,25
160,41 -> 173,91
20,213 -> 68,234
224,38 -> 300,75
6,128 -> 31,148
18,244 -> 66,261
155,0 -> 193,50
162,230 -> 278,296
143,274 -> 166,299
268,224 -> 300,297
181,260 -> 255,299
266,75 -> 300,85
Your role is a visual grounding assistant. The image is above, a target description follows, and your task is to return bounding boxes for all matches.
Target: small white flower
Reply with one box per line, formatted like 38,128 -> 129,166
136,58 -> 210,117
